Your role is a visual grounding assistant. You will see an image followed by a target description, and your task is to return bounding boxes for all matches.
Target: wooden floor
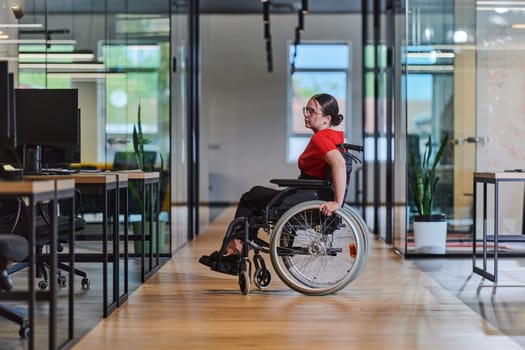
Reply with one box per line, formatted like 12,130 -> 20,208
71,207 -> 525,350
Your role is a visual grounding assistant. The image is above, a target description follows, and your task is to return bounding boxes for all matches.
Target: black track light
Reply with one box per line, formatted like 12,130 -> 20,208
11,5 -> 24,20
263,2 -> 270,23
266,40 -> 272,52
301,0 -> 308,14
264,22 -> 270,40
294,27 -> 301,46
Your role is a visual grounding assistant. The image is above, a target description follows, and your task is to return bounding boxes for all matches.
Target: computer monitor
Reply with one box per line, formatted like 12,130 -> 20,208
15,88 -> 80,173
0,62 -> 16,150
0,62 -> 20,167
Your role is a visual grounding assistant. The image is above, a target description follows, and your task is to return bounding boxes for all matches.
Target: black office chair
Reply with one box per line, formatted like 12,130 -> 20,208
113,151 -> 156,171
0,234 -> 30,338
5,195 -> 90,290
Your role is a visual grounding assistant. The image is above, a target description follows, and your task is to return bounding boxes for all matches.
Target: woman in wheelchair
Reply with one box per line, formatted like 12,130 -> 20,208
199,93 -> 348,275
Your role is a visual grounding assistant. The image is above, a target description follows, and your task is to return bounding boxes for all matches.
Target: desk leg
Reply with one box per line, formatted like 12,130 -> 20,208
483,182 -> 488,275
120,187 -> 129,305
49,195 -> 57,349
140,181 -> 146,282
102,186 -> 108,318
155,181 -> 160,267
473,179 -> 477,270
143,181 -> 161,282
113,187 -> 119,306
68,194 -> 75,340
28,199 -> 36,350
494,180 -> 499,282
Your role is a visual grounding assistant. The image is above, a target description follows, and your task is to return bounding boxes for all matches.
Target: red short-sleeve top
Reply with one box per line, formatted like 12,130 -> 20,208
298,129 -> 344,180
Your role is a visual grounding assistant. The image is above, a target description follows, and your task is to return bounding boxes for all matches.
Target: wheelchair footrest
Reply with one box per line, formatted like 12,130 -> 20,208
199,252 -> 240,276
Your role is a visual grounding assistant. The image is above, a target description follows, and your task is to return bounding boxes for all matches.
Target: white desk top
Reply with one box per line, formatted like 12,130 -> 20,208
474,171 -> 525,180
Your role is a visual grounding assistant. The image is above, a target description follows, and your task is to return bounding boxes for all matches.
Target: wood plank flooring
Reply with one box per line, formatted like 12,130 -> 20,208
71,207 -> 525,350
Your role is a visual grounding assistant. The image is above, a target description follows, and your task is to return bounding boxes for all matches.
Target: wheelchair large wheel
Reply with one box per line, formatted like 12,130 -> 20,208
270,200 -> 367,296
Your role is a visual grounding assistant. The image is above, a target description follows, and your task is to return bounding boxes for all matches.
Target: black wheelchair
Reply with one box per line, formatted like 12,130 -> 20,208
206,143 -> 370,296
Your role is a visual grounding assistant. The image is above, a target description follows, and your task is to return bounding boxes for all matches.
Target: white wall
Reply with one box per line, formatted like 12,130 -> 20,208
200,14 -> 362,203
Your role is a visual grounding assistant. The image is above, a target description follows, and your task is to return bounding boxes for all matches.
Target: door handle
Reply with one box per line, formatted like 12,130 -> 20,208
464,136 -> 488,145
451,137 -> 488,146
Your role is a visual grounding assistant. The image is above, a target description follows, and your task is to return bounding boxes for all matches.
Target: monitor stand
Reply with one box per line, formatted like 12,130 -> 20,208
22,145 -> 41,175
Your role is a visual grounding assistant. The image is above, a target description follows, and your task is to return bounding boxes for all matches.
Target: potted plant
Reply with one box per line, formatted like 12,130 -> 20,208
130,104 -> 166,254
408,134 -> 449,254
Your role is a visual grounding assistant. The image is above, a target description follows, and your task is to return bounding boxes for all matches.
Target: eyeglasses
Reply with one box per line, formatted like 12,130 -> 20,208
302,107 -> 323,116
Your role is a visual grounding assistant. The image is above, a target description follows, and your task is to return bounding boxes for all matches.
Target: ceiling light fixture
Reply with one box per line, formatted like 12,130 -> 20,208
47,72 -> 126,80
0,24 -> 43,28
0,39 -> 76,45
18,51 -> 96,61
19,62 -> 105,70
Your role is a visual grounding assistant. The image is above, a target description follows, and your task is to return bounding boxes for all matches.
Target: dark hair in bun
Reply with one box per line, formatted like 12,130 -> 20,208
312,93 -> 344,126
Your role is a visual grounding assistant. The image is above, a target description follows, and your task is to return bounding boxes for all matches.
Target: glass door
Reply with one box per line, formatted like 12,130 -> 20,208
404,0 -> 475,254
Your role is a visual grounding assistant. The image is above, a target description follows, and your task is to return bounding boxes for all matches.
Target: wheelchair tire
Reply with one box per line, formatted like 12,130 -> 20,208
254,268 -> 272,289
239,270 -> 250,295
270,200 -> 368,296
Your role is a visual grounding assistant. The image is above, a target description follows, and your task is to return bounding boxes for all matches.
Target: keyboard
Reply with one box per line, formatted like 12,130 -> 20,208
41,168 -> 79,175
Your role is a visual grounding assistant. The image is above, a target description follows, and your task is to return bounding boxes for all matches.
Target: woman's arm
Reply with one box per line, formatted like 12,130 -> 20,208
320,149 -> 347,216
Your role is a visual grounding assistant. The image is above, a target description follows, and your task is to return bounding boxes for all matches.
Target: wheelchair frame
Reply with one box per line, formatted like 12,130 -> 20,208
212,143 -> 369,295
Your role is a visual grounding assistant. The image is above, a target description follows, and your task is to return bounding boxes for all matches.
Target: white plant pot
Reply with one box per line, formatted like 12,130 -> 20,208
413,215 -> 447,254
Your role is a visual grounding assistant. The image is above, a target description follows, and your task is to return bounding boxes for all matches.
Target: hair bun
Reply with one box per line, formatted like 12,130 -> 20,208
333,114 -> 344,126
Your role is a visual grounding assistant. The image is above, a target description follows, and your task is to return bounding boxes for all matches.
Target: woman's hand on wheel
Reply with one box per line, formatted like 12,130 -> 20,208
319,201 -> 340,216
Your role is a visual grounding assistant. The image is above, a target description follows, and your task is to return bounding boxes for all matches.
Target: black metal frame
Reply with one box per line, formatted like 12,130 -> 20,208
127,175 -> 161,282
0,179 -> 76,349
73,175 -> 119,318
472,173 -> 525,283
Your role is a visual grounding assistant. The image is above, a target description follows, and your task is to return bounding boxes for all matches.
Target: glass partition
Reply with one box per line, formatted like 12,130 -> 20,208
402,0 -> 525,256
17,1 -> 175,255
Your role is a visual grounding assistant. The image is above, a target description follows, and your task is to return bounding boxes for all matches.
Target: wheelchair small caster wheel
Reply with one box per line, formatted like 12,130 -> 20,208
239,271 -> 250,295
19,321 -> 30,339
57,275 -> 67,288
254,268 -> 271,289
81,278 -> 90,290
38,280 -> 47,290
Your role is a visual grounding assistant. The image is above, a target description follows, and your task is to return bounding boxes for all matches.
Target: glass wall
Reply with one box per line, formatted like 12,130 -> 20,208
12,0 -> 190,254
400,0 -> 525,255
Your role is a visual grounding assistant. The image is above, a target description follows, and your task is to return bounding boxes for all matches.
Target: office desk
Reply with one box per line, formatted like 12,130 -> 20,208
472,171 -> 525,282
125,171 -> 161,282
31,173 -> 132,314
0,179 -> 75,350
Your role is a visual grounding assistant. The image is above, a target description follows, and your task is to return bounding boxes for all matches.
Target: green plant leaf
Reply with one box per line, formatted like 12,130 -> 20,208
408,134 -> 449,216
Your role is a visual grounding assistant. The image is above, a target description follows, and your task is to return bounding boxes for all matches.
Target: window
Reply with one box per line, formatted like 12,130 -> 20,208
287,43 -> 350,162
102,43 -> 162,135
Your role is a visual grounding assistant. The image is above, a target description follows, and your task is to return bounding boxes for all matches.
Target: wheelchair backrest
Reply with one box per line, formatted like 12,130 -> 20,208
326,143 -> 363,186
324,143 -> 363,205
